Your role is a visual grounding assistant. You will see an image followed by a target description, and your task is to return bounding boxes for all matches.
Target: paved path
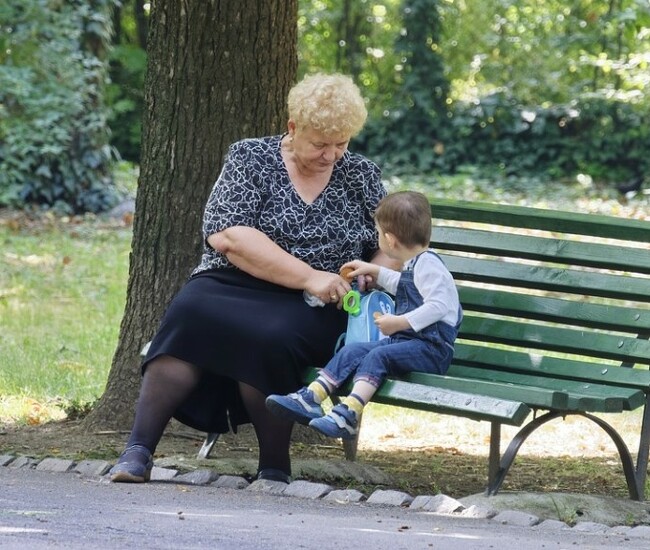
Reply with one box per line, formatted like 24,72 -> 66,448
1,465 -> 650,549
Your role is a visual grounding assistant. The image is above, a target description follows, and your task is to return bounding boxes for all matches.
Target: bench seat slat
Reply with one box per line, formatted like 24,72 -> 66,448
453,344 -> 650,389
444,255 -> 650,303
443,366 -> 645,413
373,378 -> 531,426
303,367 -> 530,425
397,372 -> 569,409
405,368 -> 643,413
459,316 -> 650,365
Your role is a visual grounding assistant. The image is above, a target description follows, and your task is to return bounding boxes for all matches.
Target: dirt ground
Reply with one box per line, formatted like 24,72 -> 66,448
0,408 -> 636,500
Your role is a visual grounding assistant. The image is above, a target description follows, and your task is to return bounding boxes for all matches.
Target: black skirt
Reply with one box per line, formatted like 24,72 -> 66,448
143,269 -> 347,434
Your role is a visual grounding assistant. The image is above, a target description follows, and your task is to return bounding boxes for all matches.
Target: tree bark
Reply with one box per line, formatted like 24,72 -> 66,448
84,0 -> 298,430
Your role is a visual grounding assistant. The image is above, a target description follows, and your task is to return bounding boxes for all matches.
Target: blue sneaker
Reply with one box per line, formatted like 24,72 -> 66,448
109,444 -> 153,483
309,403 -> 359,440
265,387 -> 324,425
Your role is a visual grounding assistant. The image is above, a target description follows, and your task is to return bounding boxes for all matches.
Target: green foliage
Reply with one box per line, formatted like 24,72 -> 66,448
353,0 -> 452,174
300,1 -> 650,184
106,44 -> 146,162
394,0 -> 448,116
444,91 -> 650,181
440,0 -> 650,104
361,88 -> 650,182
63,397 -> 97,420
106,0 -> 149,162
0,0 -> 118,214
4,1 -> 648,201
298,0 -> 404,117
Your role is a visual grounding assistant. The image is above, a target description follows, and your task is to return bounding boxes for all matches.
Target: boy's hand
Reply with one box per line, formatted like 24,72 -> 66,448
340,260 -> 380,291
374,313 -> 411,336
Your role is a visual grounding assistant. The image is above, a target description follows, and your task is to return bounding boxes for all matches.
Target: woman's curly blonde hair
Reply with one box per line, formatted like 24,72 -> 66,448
287,73 -> 368,137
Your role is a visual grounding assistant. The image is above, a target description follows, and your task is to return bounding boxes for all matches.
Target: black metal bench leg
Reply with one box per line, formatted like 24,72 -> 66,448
487,422 -> 501,495
635,402 -> 650,500
487,411 -> 563,496
487,410 -> 645,500
582,412 -> 643,500
197,432 -> 220,459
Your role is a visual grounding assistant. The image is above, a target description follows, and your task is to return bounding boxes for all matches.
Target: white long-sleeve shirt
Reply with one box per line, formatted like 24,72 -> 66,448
376,251 -> 460,332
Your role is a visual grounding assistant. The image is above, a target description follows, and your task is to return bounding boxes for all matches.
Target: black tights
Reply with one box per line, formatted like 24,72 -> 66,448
239,382 -> 293,475
125,355 -> 293,476
126,355 -> 201,453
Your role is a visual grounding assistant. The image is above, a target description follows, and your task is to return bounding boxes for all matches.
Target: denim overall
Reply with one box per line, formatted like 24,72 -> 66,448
319,251 -> 463,390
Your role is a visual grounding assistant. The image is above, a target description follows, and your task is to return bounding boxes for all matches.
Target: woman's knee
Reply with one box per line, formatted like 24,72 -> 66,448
144,355 -> 201,385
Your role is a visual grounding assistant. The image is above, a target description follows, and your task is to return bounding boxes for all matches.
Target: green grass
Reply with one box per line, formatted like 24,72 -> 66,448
0,216 -> 131,422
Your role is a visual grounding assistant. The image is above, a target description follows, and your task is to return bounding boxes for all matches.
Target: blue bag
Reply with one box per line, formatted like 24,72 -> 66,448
335,289 -> 395,350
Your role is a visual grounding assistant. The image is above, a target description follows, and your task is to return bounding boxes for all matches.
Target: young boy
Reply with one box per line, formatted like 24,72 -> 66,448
266,191 -> 462,439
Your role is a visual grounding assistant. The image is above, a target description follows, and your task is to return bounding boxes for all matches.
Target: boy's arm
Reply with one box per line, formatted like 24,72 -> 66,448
404,255 -> 460,331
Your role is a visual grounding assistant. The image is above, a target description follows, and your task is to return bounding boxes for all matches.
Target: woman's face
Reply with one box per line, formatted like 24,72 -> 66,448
290,124 -> 350,174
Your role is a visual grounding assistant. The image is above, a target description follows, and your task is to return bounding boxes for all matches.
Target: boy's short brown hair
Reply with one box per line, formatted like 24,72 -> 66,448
374,191 -> 431,247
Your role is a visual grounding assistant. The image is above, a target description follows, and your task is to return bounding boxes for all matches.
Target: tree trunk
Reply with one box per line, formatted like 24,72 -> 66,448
83,0 -> 298,431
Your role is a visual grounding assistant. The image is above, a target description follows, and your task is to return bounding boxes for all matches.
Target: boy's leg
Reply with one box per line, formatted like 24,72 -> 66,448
310,340 -> 427,440
265,341 -> 375,424
309,380 -> 380,441
317,341 -> 378,389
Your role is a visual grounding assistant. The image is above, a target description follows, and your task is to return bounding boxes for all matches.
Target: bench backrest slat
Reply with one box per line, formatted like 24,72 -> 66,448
444,255 -> 650,303
458,287 -> 650,333
460,316 -> 650,365
374,378 -> 531,425
433,227 -> 650,275
444,365 -> 646,412
453,343 -> 650,389
430,199 -> 650,243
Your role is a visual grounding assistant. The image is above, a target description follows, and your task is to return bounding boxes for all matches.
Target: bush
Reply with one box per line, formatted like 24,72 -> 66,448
106,43 -> 146,163
0,0 -> 119,214
358,90 -> 649,184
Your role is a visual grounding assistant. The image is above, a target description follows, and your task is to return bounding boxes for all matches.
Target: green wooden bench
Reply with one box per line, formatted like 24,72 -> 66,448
197,199 -> 650,500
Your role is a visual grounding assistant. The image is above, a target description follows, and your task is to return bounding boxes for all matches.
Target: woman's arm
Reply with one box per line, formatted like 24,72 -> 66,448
208,227 -> 351,301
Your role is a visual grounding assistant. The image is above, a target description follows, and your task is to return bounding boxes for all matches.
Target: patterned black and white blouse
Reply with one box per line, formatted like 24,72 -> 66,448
193,135 -> 386,276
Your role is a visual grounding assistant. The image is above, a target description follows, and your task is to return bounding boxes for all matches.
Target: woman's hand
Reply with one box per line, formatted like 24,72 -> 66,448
304,270 -> 352,306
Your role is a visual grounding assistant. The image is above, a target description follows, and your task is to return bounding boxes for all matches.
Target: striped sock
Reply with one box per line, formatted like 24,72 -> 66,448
307,379 -> 329,404
342,393 -> 365,416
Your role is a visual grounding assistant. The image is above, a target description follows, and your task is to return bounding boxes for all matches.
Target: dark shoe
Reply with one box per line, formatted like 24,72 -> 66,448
265,387 -> 324,425
109,444 -> 153,483
256,468 -> 291,484
309,403 -> 359,440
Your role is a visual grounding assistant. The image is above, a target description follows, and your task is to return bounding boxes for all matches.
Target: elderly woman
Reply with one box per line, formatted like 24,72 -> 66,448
109,73 -> 394,484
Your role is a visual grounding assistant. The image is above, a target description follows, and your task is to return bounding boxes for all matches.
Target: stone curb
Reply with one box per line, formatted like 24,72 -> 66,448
1,454 -> 648,540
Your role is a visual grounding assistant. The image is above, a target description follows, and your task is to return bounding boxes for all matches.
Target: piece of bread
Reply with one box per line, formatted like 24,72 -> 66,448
339,266 -> 355,281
